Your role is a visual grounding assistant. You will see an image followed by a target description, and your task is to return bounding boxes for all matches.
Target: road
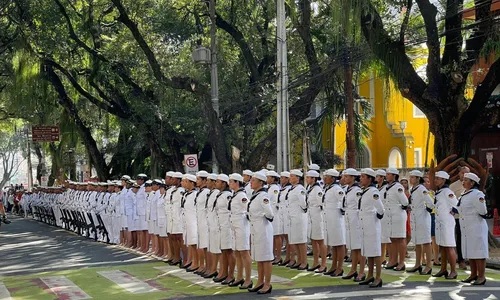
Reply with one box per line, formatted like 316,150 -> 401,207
1,214 -> 500,300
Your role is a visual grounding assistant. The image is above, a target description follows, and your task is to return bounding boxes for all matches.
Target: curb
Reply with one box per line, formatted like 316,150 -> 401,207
487,259 -> 500,270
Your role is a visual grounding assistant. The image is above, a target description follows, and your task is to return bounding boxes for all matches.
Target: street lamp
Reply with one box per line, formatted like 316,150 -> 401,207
399,120 -> 407,169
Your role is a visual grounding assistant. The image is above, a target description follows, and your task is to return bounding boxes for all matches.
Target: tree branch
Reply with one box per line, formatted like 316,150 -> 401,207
399,0 -> 413,44
441,0 -> 464,68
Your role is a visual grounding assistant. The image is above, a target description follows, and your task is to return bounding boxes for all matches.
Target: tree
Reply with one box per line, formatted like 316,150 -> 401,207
360,0 -> 500,161
0,131 -> 24,189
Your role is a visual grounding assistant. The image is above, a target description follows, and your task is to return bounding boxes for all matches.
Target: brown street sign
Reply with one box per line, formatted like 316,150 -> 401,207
32,126 -> 60,142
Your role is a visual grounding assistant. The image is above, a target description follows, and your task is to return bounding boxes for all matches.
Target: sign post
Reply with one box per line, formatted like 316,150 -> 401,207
31,126 -> 60,142
487,152 -> 493,169
184,154 -> 199,175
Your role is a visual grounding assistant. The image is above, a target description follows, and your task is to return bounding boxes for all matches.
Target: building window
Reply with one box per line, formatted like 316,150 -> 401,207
413,104 -> 426,118
414,148 -> 422,168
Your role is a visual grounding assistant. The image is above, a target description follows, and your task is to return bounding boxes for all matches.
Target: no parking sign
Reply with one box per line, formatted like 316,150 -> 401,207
184,154 -> 199,175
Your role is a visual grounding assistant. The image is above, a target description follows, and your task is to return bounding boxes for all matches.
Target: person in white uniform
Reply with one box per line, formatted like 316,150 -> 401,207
164,172 -> 175,263
204,173 -> 221,279
305,170 -> 327,273
266,171 -> 282,265
323,169 -> 346,277
181,174 -> 199,272
144,181 -> 155,253
383,168 -> 408,271
358,168 -> 384,288
151,180 -> 162,255
375,169 -> 390,264
247,171 -> 274,294
213,174 -> 235,285
156,181 -> 169,258
287,169 -> 308,270
194,171 -> 210,276
458,173 -> 488,285
227,173 -> 252,289
407,170 -> 434,275
432,171 -> 458,279
341,168 -> 366,282
170,172 -> 185,266
277,171 -> 292,266
243,170 -> 253,197
135,174 -> 149,253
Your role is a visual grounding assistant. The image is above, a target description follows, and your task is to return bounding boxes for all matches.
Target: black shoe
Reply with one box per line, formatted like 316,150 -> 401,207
257,285 -> 272,294
331,270 -> 344,277
342,272 -> 357,280
385,264 -> 398,270
279,259 -> 290,266
353,275 -> 366,283
369,279 -> 382,288
203,271 -> 218,279
248,283 -> 264,292
298,264 -> 309,271
315,267 -> 327,274
407,266 -> 422,273
324,269 -> 336,276
307,251 -> 313,256
446,272 -> 458,280
213,276 -> 227,283
290,263 -> 300,269
359,277 -> 375,285
472,279 -> 486,285
240,281 -> 253,289
221,278 -> 235,285
461,276 -> 478,283
181,262 -> 192,269
432,270 -> 449,278
186,267 -> 198,273
420,268 -> 432,275
307,264 -> 320,272
394,265 -> 406,271
229,279 -> 244,287
272,259 -> 282,266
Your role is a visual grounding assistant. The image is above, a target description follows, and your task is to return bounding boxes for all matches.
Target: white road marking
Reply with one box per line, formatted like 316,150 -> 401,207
0,282 -> 12,300
98,270 -> 158,294
40,276 -> 92,299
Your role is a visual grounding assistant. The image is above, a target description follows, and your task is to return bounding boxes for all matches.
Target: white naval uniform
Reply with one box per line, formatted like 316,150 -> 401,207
216,189 -> 233,250
248,189 -> 274,261
276,184 -> 291,235
307,183 -> 325,240
150,191 -> 159,235
359,185 -> 384,257
195,188 -> 210,248
378,184 -> 391,243
182,189 -> 198,246
244,182 -> 253,197
207,189 -> 221,254
287,184 -> 308,244
343,184 -> 363,250
434,186 -> 458,247
125,188 -> 135,230
165,186 -> 175,234
146,191 -> 154,233
157,191 -> 168,237
170,186 -> 185,234
268,183 -> 281,236
409,184 -> 433,245
229,188 -> 250,251
135,184 -> 148,231
458,188 -> 489,259
384,182 -> 408,239
323,183 -> 346,247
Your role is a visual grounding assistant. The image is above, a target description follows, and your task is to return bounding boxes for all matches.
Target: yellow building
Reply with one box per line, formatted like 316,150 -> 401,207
322,72 -> 435,169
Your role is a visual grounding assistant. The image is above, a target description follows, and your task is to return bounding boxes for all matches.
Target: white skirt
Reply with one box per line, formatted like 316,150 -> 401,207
435,214 -> 456,247
345,210 -> 362,250
289,213 -> 308,244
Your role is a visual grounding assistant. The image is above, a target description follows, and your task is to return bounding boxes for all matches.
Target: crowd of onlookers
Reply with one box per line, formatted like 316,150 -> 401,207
2,183 -> 25,214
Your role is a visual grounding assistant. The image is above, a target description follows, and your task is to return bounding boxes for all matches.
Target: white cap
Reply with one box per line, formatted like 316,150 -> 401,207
253,171 -> 267,182
242,170 -> 253,176
153,179 -> 162,185
137,173 -> 148,178
376,169 -> 386,177
435,171 -> 450,180
166,171 -> 175,177
266,171 -> 280,178
280,171 -> 291,178
229,173 -> 244,182
145,180 -> 153,185
208,173 -> 218,181
183,174 -> 197,183
343,168 -> 359,176
290,169 -> 303,177
361,168 -> 377,177
308,163 -> 320,171
196,170 -> 209,178
464,172 -> 480,183
386,168 -> 399,175
306,170 -> 320,178
409,170 -> 424,177
173,172 -> 184,179
324,169 -> 340,177
121,175 -> 131,181
217,174 -> 229,184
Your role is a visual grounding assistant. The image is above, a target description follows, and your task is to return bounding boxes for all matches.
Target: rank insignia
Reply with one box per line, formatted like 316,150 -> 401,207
423,191 -> 428,195
301,190 -> 306,195
373,194 -> 379,200
339,191 -> 344,195
356,192 -> 362,197
479,197 -> 485,203
274,190 -> 279,194
242,198 -> 248,203
398,188 -> 403,193
449,194 -> 454,198
318,192 -> 323,197
263,198 -> 269,204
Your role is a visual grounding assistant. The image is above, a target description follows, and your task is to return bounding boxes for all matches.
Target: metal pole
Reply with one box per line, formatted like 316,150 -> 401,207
26,127 -> 33,191
276,0 -> 283,172
210,0 -> 219,173
277,0 -> 290,171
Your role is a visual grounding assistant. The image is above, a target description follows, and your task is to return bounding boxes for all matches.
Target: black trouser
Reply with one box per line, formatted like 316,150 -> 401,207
455,219 -> 464,263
